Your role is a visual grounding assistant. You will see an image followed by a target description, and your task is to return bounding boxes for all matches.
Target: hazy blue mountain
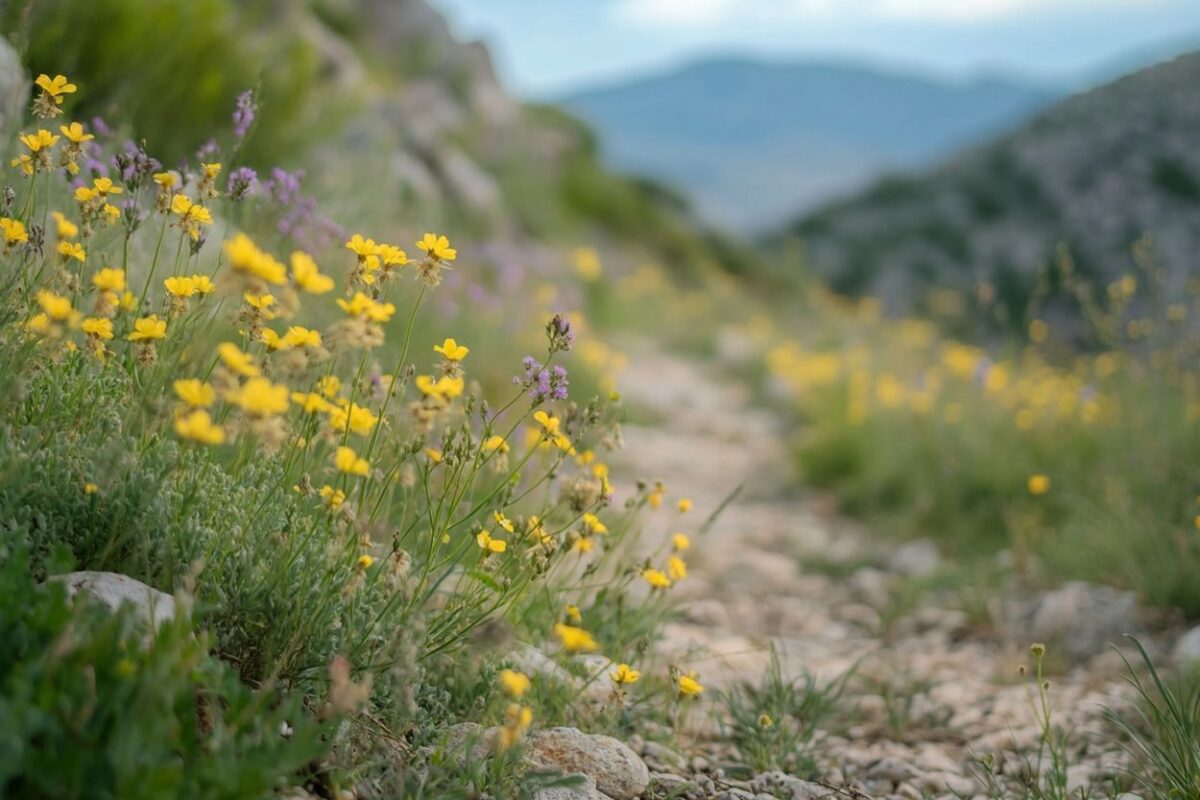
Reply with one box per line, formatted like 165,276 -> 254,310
561,57 -> 1060,230
781,51 -> 1200,333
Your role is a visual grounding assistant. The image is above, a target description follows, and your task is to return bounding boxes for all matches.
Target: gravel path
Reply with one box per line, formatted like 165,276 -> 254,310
610,346 -> 1168,800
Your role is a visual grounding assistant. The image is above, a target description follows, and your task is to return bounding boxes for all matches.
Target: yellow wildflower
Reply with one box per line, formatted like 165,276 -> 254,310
170,194 -> 212,240
283,326 -> 321,349
164,276 -> 197,298
1,218 -> 28,247
668,555 -> 687,581
174,379 -> 216,408
677,498 -> 693,513
573,248 -> 602,281
417,233 -> 457,262
260,329 -> 288,351
582,513 -> 608,535
483,435 -> 509,454
223,233 -> 287,285
320,485 -> 346,509
648,484 -> 665,509
379,244 -> 408,270
25,314 -> 51,335
357,554 -> 375,570
19,129 -> 59,154
328,402 -> 379,436
34,292 -> 77,329
678,672 -> 704,698
335,446 -> 370,477
346,234 -> 380,260
228,377 -> 289,418
434,337 -> 469,361
415,374 -> 465,402
642,568 -> 671,590
336,292 -> 396,323
91,268 -> 125,293
34,74 -> 76,107
55,241 -> 84,262
499,669 -> 531,698
1028,474 -> 1050,496
128,315 -> 166,341
59,121 -> 92,143
672,532 -> 691,551
174,410 -> 226,445
477,530 -> 507,554
291,251 -> 334,294
81,317 -> 113,340
217,342 -> 260,378
554,623 -> 599,653
318,375 -> 341,398
52,211 -> 78,240
497,703 -> 533,751
610,664 -> 640,685
91,177 -> 122,197
292,392 -> 333,414
494,511 -> 516,533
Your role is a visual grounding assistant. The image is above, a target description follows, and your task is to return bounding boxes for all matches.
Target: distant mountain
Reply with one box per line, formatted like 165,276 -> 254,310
561,57 -> 1060,231
780,52 -> 1200,330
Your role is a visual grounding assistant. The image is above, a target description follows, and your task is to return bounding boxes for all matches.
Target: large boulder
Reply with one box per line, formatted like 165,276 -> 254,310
527,728 -> 650,800
51,571 -> 176,629
1016,581 -> 1142,661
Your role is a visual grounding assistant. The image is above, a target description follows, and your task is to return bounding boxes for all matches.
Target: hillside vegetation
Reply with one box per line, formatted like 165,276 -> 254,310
782,51 -> 1200,336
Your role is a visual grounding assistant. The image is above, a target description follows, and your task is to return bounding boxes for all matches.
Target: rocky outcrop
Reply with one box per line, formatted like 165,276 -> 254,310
51,571 -> 176,629
786,51 -> 1200,329
527,728 -> 650,800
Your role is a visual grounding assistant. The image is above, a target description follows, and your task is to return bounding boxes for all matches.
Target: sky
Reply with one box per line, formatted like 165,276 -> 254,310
432,0 -> 1200,96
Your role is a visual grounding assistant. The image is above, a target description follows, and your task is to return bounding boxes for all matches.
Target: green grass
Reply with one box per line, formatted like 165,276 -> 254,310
0,544 -> 329,799
768,276 -> 1200,616
0,61 -> 710,795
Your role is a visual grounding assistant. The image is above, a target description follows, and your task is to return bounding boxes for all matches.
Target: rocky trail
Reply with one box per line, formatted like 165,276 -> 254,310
609,345 -> 1179,800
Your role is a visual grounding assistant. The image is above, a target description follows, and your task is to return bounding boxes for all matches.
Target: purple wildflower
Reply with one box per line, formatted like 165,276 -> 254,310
226,166 -> 257,202
264,167 -> 304,206
195,139 -> 219,162
111,141 -> 160,189
260,168 -> 341,250
514,356 -> 569,404
546,313 -> 574,353
232,90 -> 257,141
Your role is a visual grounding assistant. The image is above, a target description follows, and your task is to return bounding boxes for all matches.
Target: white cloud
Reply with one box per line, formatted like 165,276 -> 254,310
617,0 -> 1161,28
872,0 -> 1154,23
614,0 -> 740,26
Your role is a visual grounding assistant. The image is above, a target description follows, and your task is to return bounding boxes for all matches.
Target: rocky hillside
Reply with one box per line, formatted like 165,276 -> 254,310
782,51 -> 1200,328
5,0 -> 758,280
307,0 -> 767,279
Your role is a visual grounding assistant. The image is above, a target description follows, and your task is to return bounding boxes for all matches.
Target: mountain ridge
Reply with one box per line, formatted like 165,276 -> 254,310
779,50 -> 1200,331
562,56 -> 1060,230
